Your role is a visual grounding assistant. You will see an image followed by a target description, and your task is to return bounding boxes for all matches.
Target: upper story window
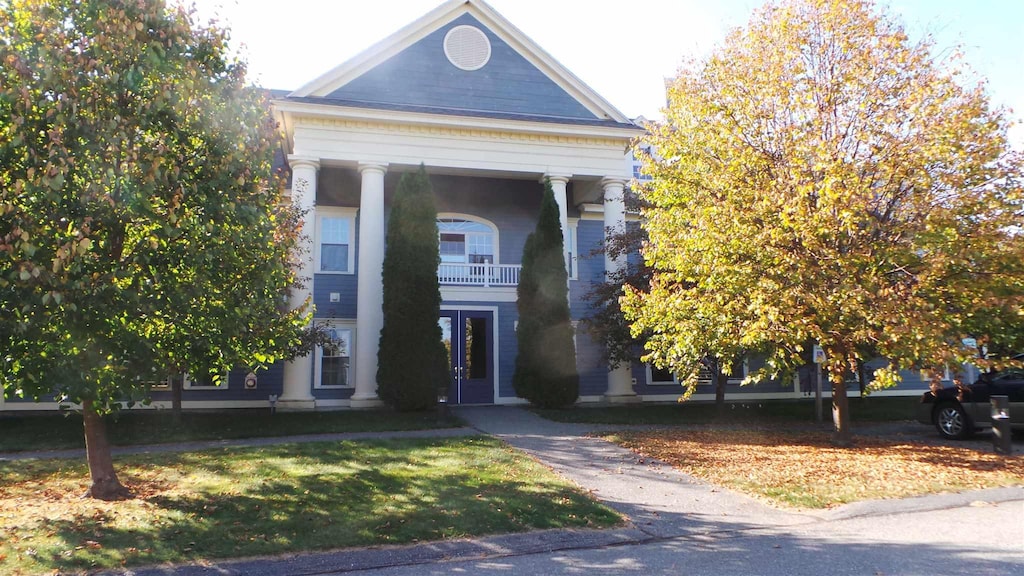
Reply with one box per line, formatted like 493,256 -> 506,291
437,216 -> 497,264
317,208 -> 356,274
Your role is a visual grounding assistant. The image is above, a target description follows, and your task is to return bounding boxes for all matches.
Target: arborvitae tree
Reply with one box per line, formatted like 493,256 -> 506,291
377,165 -> 449,411
513,179 -> 579,408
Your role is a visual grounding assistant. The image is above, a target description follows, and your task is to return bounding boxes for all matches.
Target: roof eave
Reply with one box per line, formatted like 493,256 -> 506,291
273,98 -> 643,141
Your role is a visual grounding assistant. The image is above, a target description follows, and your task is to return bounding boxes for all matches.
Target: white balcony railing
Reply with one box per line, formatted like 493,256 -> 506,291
438,262 -> 521,287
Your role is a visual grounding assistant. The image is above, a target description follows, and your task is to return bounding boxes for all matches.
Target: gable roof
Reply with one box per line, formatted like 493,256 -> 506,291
286,0 -> 634,127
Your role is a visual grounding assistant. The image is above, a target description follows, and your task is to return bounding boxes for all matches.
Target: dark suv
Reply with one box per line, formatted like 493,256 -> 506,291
917,355 -> 1024,440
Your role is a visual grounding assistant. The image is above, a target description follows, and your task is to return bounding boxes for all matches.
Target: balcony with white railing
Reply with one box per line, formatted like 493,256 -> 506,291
437,262 -> 521,287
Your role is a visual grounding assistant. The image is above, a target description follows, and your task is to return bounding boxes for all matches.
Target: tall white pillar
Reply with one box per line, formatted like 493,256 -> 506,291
601,177 -> 638,403
546,174 -> 572,276
279,156 -> 320,410
351,162 -> 388,408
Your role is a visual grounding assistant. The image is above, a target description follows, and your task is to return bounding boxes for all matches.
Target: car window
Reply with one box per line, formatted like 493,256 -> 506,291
993,368 -> 1024,381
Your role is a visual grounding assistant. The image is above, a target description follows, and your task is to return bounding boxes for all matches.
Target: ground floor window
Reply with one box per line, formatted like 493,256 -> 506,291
648,357 -> 747,386
315,322 -> 355,388
181,372 -> 228,390
566,219 -> 578,280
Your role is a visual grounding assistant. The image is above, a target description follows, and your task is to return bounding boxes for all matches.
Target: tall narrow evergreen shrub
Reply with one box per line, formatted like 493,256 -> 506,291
513,179 -> 579,408
377,166 -> 449,411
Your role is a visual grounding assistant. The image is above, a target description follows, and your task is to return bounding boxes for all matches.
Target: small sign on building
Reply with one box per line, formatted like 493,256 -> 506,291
812,345 -> 826,364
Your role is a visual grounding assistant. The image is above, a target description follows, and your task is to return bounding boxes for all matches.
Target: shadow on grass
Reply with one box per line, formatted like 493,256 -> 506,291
12,437 -> 619,573
122,503 -> 1023,576
0,409 -> 463,453
535,397 -> 922,426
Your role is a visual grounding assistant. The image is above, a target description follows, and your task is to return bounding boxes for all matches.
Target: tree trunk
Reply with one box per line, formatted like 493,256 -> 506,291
831,376 -> 853,447
715,370 -> 727,415
82,400 -> 130,500
857,359 -> 867,397
171,375 -> 183,423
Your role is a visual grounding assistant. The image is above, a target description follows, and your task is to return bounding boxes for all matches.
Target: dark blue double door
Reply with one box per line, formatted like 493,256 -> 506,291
439,310 -> 494,404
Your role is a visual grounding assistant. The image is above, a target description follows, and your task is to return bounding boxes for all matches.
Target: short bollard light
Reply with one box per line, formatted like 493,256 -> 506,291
268,394 -> 278,415
437,390 -> 449,421
991,395 -> 1011,455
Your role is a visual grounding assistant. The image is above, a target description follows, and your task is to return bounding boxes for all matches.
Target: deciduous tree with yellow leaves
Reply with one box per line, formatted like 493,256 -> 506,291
624,0 -> 1024,445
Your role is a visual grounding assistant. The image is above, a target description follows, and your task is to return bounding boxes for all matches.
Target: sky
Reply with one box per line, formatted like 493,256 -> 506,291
190,0 -> 1024,149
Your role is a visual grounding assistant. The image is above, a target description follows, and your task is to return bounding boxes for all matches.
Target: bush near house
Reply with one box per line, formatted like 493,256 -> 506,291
377,166 -> 450,411
513,179 -> 579,408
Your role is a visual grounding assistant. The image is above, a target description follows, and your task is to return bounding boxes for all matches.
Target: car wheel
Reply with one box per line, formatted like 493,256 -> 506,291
935,403 -> 972,440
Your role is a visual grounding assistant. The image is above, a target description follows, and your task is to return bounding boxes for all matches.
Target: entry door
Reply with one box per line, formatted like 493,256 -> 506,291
439,310 -> 494,404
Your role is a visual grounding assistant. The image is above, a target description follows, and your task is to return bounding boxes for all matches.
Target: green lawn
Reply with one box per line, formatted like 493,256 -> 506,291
0,436 -> 621,574
0,409 -> 462,453
535,396 -> 921,426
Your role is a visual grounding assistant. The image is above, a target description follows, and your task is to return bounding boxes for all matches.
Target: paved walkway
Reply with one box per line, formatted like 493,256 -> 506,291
90,406 -> 1023,576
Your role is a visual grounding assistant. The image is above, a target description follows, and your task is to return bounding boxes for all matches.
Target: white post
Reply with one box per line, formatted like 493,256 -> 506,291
601,177 -> 639,403
546,174 -> 572,278
351,162 -> 388,408
279,156 -> 319,410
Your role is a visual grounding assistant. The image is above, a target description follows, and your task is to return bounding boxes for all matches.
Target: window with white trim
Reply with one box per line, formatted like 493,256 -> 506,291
140,374 -> 171,390
316,209 -> 356,273
437,217 -> 496,264
567,220 -> 579,280
182,372 -> 228,390
315,323 -> 354,388
648,357 -> 747,386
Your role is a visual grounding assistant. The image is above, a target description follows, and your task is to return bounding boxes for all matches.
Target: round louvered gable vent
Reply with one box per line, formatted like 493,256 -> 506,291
444,25 -> 491,71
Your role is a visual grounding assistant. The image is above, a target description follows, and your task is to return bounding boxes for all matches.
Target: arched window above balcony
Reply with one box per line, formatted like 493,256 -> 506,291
437,215 -> 497,264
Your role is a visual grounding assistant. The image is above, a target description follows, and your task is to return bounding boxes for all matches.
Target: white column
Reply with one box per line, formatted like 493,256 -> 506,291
279,156 -> 320,410
351,162 -> 388,408
601,177 -> 639,403
546,174 -> 572,276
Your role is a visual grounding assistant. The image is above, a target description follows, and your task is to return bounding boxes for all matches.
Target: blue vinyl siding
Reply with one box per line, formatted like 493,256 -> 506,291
576,327 -> 611,397
633,358 -> 943,397
312,384 -> 354,401
313,274 -> 358,319
4,364 -> 285,405
570,220 -> 606,318
571,219 -> 616,396
328,14 -> 598,120
145,364 -> 285,402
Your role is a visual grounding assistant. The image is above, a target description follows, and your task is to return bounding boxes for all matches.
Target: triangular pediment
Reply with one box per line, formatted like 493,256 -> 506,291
289,0 -> 632,125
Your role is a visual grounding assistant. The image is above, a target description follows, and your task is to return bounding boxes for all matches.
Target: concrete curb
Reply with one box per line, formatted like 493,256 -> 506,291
106,526 -> 652,576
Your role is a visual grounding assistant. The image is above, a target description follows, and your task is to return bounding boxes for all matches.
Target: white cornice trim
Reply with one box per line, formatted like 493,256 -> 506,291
440,285 -> 517,303
273,99 -> 642,141
290,0 -> 633,124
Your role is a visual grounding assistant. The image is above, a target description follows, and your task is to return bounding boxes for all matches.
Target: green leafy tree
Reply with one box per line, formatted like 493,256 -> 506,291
624,0 -> 1024,445
514,179 -> 579,408
0,0 -> 311,498
583,218 -> 743,411
377,165 -> 449,411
